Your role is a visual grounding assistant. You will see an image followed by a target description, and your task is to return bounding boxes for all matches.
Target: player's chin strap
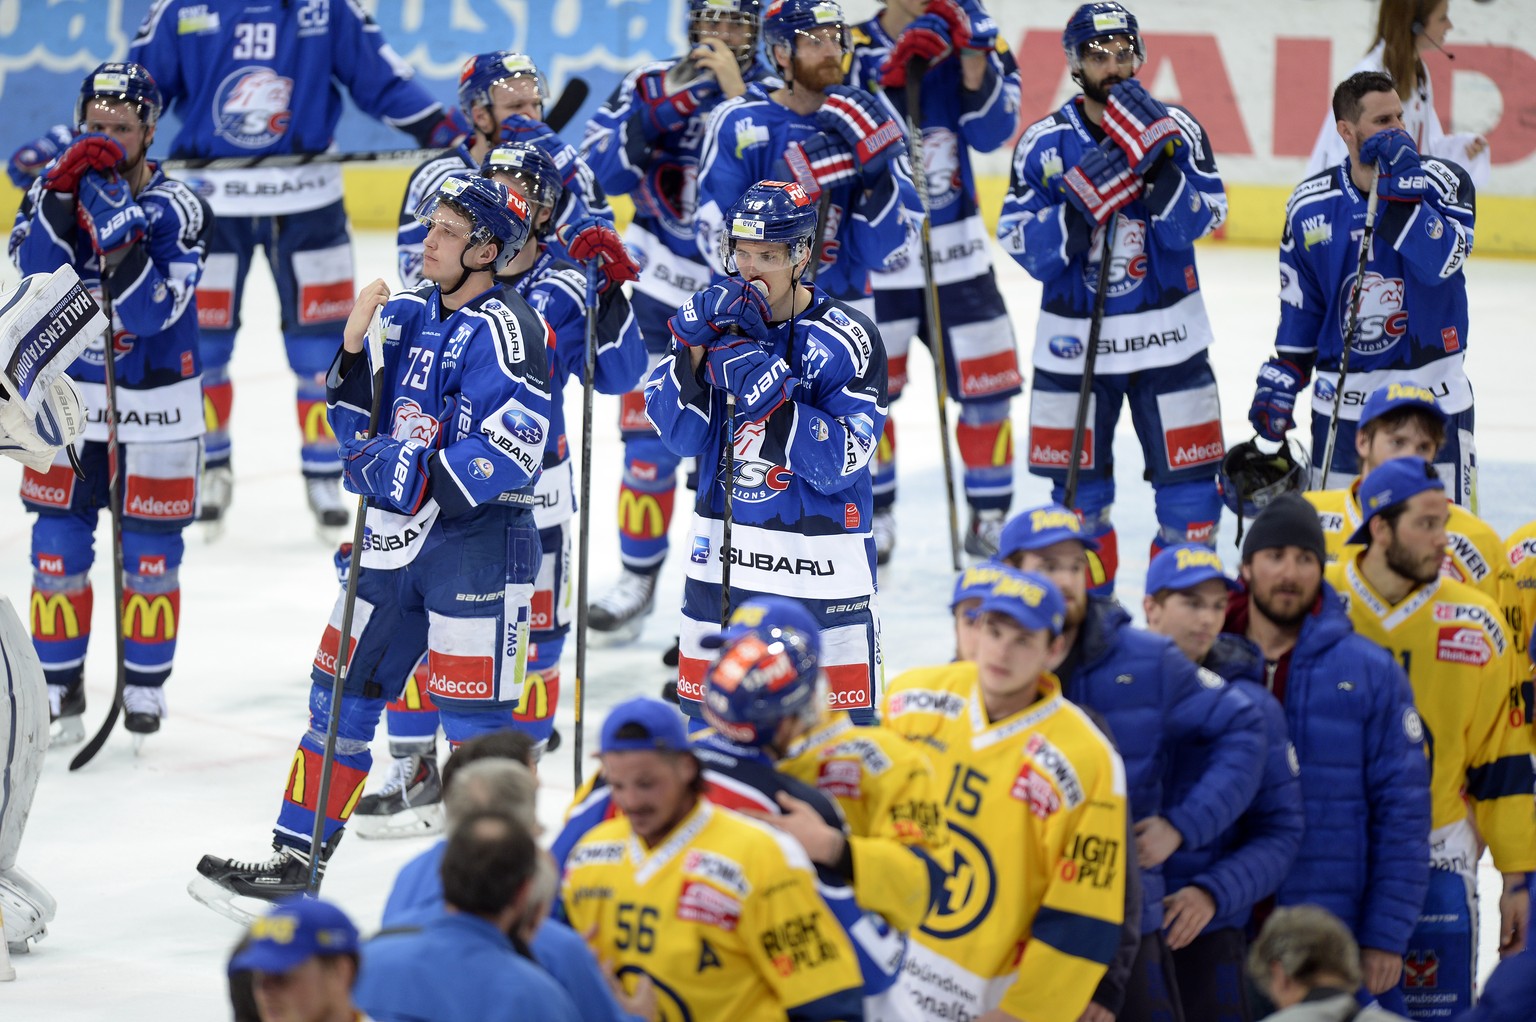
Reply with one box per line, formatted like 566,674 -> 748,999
442,247 -> 498,302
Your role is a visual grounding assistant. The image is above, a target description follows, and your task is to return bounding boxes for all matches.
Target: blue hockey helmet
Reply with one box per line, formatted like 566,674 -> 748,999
481,141 -> 564,233
1217,437 -> 1309,519
763,0 -> 849,64
414,172 -> 531,272
76,62 -> 162,130
690,0 -> 764,68
1062,2 -> 1145,73
719,179 -> 820,276
456,51 -> 548,121
700,597 -> 823,747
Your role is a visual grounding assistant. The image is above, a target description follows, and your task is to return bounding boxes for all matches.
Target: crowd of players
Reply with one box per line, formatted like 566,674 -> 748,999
1,0 -> 1534,1019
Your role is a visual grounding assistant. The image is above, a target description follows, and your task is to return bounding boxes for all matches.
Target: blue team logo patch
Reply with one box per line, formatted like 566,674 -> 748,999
826,308 -> 853,330
691,537 -> 711,564
212,67 -> 295,149
810,417 -> 829,442
501,409 -> 545,446
1425,215 -> 1444,240
469,458 -> 495,480
1048,335 -> 1084,359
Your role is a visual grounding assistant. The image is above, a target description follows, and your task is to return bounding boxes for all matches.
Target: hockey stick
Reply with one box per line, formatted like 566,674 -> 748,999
69,289 -> 127,771
1319,168 -> 1382,490
161,79 -> 591,172
305,308 -> 385,894
1063,214 -> 1118,511
905,57 -> 962,571
721,391 -> 737,628
572,264 -> 600,788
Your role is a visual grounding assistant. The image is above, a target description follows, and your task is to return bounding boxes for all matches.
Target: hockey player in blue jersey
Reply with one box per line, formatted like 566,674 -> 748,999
189,173 -> 553,918
998,2 -> 1229,595
11,63 -> 213,742
580,0 -> 779,642
645,179 -> 887,724
124,0 -> 460,534
1249,70 -> 1478,508
696,0 -> 922,320
850,0 -> 1024,563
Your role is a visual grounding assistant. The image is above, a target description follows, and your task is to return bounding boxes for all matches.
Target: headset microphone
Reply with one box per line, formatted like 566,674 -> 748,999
1412,20 -> 1456,60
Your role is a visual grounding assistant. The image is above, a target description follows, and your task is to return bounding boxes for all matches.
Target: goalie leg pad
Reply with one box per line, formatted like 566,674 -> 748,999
383,661 -> 440,759
0,597 -> 49,874
1,866 -> 56,951
957,399 -> 1014,513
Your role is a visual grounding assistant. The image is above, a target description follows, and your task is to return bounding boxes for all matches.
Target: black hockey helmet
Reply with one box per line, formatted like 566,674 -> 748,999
1218,436 -> 1309,520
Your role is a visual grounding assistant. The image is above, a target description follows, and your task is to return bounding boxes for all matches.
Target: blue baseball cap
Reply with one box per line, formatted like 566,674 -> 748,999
228,897 -> 359,976
975,567 -> 1067,637
1145,543 -> 1238,596
600,696 -> 692,754
998,503 -> 1100,560
950,561 -> 1012,613
1359,380 -> 1448,432
1345,456 -> 1446,545
699,595 -> 822,658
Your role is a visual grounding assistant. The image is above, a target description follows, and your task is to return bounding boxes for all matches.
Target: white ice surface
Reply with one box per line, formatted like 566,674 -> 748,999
0,235 -> 1529,1017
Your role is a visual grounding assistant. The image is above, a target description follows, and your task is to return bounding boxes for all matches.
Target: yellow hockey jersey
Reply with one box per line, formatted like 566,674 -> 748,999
1327,559 -> 1536,873
1505,520 -> 1536,660
778,711 -> 950,934
1307,482 -> 1509,606
881,663 -> 1128,1022
561,799 -> 863,1022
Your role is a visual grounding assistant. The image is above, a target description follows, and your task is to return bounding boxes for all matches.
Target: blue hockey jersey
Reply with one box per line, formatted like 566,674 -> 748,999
694,92 -> 921,303
1274,157 -> 1475,419
11,164 -> 212,445
997,98 -> 1227,377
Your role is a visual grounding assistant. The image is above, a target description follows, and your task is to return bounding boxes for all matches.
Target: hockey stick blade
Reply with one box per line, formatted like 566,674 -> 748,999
544,78 -> 590,135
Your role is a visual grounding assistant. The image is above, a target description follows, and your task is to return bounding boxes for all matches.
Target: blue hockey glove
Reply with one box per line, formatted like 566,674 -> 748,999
1248,358 -> 1307,442
9,125 -> 75,188
76,169 -> 146,257
1061,139 -> 1141,226
636,67 -> 720,138
668,278 -> 771,348
341,434 -> 431,515
498,113 -> 556,147
333,543 -> 354,586
1360,127 -> 1430,202
952,0 -> 998,50
1104,80 -> 1183,177
784,131 -> 858,201
40,133 -> 122,194
705,339 -> 797,423
554,216 -> 639,291
815,86 -> 907,182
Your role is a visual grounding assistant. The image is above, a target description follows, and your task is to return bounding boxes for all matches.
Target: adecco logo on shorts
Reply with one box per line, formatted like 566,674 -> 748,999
826,666 -> 872,710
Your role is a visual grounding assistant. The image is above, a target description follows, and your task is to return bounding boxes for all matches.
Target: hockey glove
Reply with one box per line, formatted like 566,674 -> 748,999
0,375 -> 85,472
951,0 -> 998,50
9,125 -> 75,189
1104,80 -> 1184,177
498,114 -> 556,147
1248,358 -> 1307,442
332,543 -> 354,586
879,7 -> 967,88
636,67 -> 720,138
1061,139 -> 1142,226
341,434 -> 431,515
554,217 -> 640,291
41,133 -> 123,194
784,131 -> 858,201
668,278 -> 771,348
706,339 -> 797,423
815,86 -> 907,183
75,169 -> 146,258
1360,127 -> 1430,202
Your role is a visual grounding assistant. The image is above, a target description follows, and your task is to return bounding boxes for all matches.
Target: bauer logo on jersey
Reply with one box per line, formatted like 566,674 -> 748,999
1338,271 -> 1408,354
392,398 -> 440,445
213,67 -> 294,148
683,850 -> 751,899
886,689 -> 966,719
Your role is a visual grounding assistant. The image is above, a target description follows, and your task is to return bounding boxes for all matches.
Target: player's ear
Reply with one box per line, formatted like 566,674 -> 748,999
1354,427 -> 1372,460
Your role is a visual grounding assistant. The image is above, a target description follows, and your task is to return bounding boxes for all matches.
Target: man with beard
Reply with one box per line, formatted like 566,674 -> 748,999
1224,491 -> 1430,1014
1325,458 -> 1534,1017
997,2 -> 1229,594
999,503 -> 1266,1022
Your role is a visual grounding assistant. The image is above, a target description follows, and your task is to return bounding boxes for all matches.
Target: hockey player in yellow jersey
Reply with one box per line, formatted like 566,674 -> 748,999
1325,458 -> 1535,1017
1504,521 -> 1536,663
1306,382 -> 1508,606
560,697 -> 864,1022
883,567 -> 1128,1022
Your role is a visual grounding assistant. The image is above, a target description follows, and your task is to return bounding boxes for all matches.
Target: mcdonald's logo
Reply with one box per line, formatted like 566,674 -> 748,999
618,490 -> 666,540
993,419 -> 1013,467
203,392 -> 218,432
31,591 -> 83,639
123,593 -> 177,642
300,400 -> 335,445
286,748 -> 368,820
287,749 -> 306,803
515,669 -> 556,722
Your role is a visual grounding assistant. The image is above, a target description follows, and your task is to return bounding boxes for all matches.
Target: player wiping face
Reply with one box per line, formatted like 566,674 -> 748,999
1073,32 -> 1141,105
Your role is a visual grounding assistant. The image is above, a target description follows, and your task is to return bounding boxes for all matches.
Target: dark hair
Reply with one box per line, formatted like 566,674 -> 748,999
443,728 -> 538,791
611,722 -> 707,795
440,810 -> 538,917
1359,407 -> 1446,453
1332,70 -> 1397,123
226,937 -> 262,1022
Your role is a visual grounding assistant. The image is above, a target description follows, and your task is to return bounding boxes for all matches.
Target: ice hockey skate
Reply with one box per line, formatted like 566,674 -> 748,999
196,464 -> 233,541
350,753 -> 443,840
305,475 -> 350,542
872,508 -> 896,565
964,509 -> 1005,559
188,832 -> 342,925
122,685 -> 166,752
586,568 -> 657,642
1,866 -> 57,954
47,683 -> 85,747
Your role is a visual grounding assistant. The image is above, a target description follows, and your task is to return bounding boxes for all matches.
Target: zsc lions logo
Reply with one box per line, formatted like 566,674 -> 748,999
920,126 -> 962,209
213,67 -> 294,149
1338,271 -> 1408,356
392,398 -> 439,445
501,409 -> 544,446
